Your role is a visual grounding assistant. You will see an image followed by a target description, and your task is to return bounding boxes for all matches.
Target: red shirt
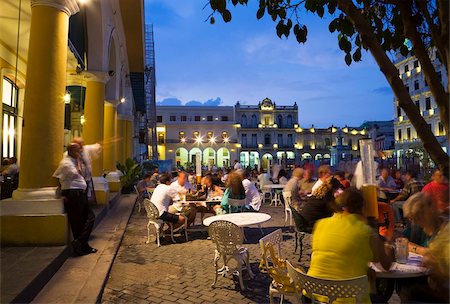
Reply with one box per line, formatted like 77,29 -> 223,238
422,181 -> 449,212
340,179 -> 350,189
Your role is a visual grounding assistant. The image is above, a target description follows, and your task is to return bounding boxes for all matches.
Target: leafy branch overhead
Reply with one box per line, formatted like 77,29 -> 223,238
207,0 -> 449,176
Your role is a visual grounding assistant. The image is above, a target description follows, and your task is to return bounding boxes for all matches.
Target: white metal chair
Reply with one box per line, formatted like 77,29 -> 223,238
262,185 -> 274,204
143,199 -> 188,247
282,191 -> 293,226
209,220 -> 254,290
286,260 -> 369,304
271,190 -> 283,207
134,185 -> 143,213
259,229 -> 295,304
227,198 -> 247,213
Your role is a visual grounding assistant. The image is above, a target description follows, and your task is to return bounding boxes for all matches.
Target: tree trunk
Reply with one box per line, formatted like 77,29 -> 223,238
337,0 -> 449,176
398,0 -> 449,134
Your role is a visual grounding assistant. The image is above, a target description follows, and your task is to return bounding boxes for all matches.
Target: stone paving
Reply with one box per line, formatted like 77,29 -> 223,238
101,204 -> 309,304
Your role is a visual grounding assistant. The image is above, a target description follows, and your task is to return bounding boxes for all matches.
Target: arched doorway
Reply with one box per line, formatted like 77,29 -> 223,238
240,151 -> 249,168
189,147 -> 202,165
175,148 -> 189,168
262,153 -> 273,172
203,147 -> 216,168
249,151 -> 259,169
315,154 -> 323,161
301,153 -> 312,160
217,147 -> 230,168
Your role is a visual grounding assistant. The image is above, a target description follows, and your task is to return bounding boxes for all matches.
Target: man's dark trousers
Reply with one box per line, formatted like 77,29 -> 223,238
62,189 -> 95,248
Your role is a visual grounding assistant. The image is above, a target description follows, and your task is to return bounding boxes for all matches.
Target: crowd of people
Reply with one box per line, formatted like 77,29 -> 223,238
140,159 -> 448,302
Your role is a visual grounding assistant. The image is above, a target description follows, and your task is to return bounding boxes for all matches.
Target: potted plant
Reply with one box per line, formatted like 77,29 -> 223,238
116,158 -> 142,194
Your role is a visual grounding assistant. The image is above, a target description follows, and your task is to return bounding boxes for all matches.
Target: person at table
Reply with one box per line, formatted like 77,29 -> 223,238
241,170 -> 261,212
308,188 -> 394,303
233,159 -> 243,170
422,168 -> 449,213
392,169 -> 404,190
299,169 -> 315,198
1,157 -> 19,177
277,169 -> 288,185
169,171 -> 196,226
285,168 -> 303,207
151,173 -> 186,230
203,175 -> 224,198
136,173 -> 152,202
334,171 -> 350,189
214,171 -> 246,214
377,168 -> 397,192
311,165 -> 332,195
149,168 -> 159,187
399,192 -> 449,303
390,170 -> 424,222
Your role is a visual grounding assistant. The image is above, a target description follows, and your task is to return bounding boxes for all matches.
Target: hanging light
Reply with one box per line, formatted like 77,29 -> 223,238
209,136 -> 216,144
195,136 -> 203,144
64,92 -> 71,104
223,137 -> 229,143
120,97 -> 126,103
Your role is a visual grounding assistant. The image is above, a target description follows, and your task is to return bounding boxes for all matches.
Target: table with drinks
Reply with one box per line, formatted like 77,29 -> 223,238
370,237 -> 428,301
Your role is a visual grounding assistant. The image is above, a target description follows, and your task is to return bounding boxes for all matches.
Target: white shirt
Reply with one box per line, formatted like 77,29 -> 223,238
150,184 -> 173,216
242,178 -> 261,211
311,179 -> 324,195
169,180 -> 193,211
234,162 -> 243,170
53,155 -> 87,190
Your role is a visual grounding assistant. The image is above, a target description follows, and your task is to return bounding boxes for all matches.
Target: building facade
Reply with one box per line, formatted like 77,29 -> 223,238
156,98 -> 368,170
0,0 -> 145,245
393,50 -> 449,168
155,106 -> 239,169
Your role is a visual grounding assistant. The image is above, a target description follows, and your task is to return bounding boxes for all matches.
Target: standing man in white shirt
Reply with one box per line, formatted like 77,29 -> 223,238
234,160 -> 243,170
151,173 -> 186,229
240,170 -> 261,211
53,143 -> 96,256
169,171 -> 196,226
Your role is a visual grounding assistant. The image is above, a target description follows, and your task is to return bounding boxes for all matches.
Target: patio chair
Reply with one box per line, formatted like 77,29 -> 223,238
262,185 -> 273,204
282,191 -> 293,226
227,198 -> 247,213
134,185 -> 144,213
208,220 -> 254,290
290,206 -> 313,262
259,229 -> 295,304
286,260 -> 369,304
143,199 -> 188,247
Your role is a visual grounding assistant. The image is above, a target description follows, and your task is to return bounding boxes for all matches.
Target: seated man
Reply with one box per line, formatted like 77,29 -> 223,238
421,168 -> 449,213
151,173 -> 186,230
299,169 -> 315,198
136,173 -> 152,202
311,165 -> 332,195
285,168 -> 303,207
391,170 -> 424,222
241,170 -> 261,212
169,171 -> 196,226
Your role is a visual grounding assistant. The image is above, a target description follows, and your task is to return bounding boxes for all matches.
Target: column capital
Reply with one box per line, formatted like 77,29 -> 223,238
31,0 -> 79,16
83,71 -> 110,84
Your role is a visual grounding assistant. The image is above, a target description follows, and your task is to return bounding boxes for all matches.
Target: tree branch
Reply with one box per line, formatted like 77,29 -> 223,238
398,0 -> 449,134
415,0 -> 448,70
336,0 -> 449,175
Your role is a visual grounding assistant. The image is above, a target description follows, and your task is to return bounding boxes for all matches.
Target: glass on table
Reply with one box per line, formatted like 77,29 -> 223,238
395,237 -> 409,264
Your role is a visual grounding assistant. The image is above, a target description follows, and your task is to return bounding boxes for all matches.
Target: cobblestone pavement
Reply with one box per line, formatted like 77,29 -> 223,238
101,203 -> 310,304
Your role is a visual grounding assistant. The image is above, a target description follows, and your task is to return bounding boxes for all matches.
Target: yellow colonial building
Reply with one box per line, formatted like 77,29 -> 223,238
0,0 -> 145,245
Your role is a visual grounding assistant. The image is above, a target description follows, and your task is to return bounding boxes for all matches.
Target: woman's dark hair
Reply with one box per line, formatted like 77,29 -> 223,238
335,187 -> 364,214
278,169 -> 287,178
226,171 -> 245,198
159,173 -> 172,185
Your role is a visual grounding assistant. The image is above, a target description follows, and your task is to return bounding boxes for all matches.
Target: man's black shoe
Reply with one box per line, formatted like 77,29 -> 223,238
82,244 -> 98,254
71,240 -> 87,256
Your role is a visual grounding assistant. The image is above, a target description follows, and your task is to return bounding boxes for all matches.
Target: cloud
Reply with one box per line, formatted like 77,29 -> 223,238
156,97 -> 182,106
371,86 -> 393,95
157,97 -> 222,107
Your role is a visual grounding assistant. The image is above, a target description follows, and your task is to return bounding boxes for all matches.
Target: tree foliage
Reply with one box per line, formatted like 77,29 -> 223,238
206,0 -> 449,175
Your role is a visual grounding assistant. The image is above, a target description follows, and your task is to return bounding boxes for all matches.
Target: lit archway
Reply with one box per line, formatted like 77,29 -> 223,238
301,153 -> 312,160
323,153 -> 331,159
262,153 -> 273,172
240,151 -> 249,168
189,147 -> 202,165
217,147 -> 230,168
175,148 -> 189,168
203,147 -> 216,168
249,151 -> 259,169
315,154 -> 323,161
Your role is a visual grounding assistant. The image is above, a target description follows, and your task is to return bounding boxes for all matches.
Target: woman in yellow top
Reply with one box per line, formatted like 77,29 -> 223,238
307,188 -> 394,303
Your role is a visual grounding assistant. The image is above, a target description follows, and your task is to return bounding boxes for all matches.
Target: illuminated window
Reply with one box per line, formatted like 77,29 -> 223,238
2,77 -> 18,158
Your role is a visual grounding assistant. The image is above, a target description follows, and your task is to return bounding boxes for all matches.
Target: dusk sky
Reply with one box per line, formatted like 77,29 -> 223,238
145,0 -> 395,127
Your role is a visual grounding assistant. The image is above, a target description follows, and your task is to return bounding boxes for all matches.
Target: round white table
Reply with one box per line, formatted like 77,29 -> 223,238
202,212 -> 271,227
370,252 -> 428,278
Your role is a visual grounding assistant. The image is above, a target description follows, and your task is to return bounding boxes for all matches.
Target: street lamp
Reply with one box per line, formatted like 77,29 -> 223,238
209,136 -> 216,144
195,136 -> 203,144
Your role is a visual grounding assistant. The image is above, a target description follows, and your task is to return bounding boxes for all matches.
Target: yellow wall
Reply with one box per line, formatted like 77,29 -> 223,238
103,103 -> 116,171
